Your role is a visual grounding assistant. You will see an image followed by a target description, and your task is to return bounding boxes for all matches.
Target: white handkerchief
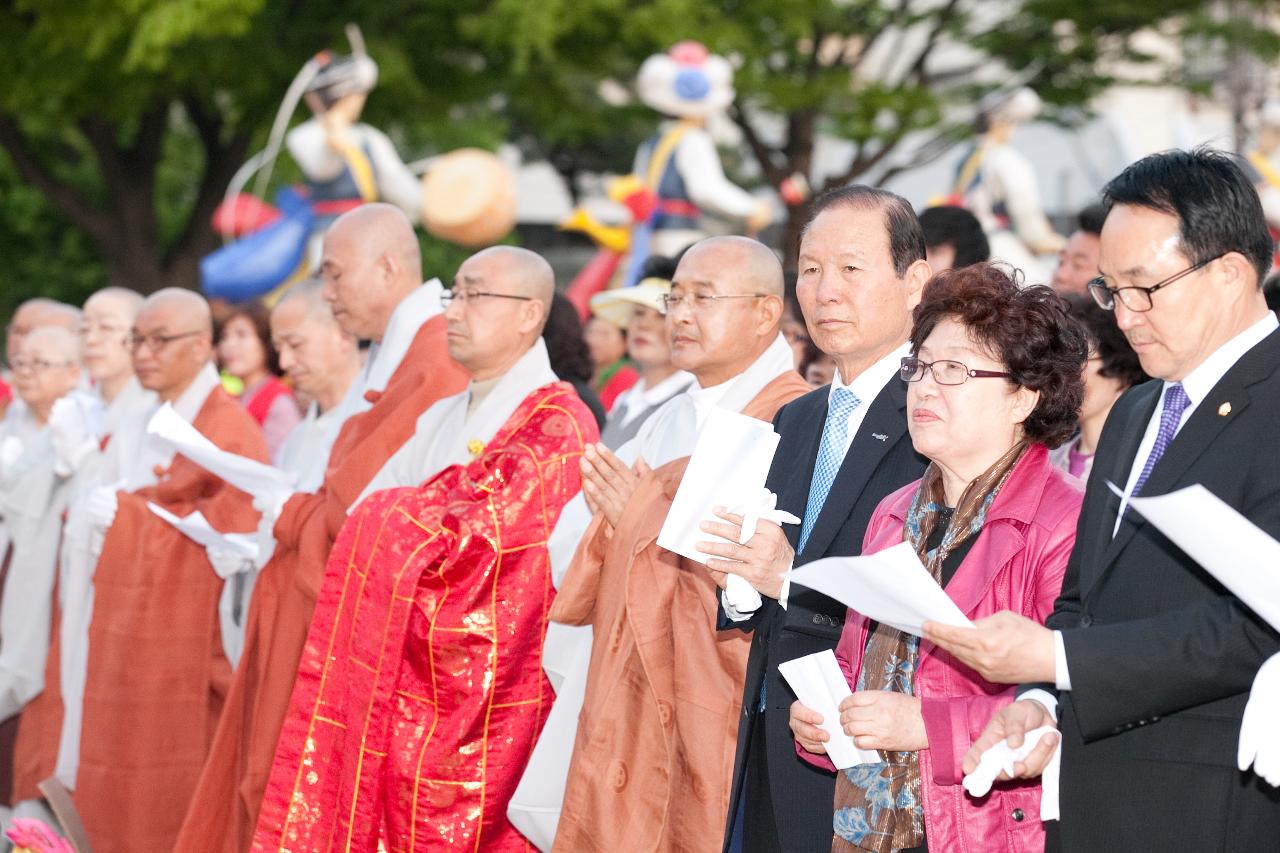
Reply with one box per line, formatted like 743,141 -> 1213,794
147,403 -> 296,508
787,541 -> 973,637
147,502 -> 259,561
778,650 -> 879,770
962,724 -> 1061,819
1239,653 -> 1280,786
723,487 -> 802,612
657,408 -> 780,565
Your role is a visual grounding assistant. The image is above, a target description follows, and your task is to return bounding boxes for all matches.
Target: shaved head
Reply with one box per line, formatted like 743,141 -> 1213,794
85,286 -> 145,320
320,203 -> 424,341
679,236 -> 785,297
460,246 -> 555,325
23,325 -> 82,365
82,287 -> 143,395
276,278 -> 341,327
140,288 -> 213,335
446,246 -> 558,380
12,325 -> 83,421
8,297 -> 82,363
272,279 -> 359,411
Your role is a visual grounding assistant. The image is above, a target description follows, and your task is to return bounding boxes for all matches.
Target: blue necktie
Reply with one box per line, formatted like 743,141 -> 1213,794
1131,383 -> 1190,498
797,388 -> 861,554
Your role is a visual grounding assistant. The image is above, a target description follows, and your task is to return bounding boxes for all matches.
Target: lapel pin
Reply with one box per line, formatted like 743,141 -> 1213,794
1218,402 -> 1232,417
871,433 -> 888,442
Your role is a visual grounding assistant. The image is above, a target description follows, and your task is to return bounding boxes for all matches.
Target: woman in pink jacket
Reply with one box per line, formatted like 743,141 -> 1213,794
791,263 -> 1088,853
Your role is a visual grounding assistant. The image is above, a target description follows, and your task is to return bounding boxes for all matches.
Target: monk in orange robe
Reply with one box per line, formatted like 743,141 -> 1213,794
175,205 -> 468,853
253,247 -> 598,853
549,237 -> 809,852
62,289 -> 268,853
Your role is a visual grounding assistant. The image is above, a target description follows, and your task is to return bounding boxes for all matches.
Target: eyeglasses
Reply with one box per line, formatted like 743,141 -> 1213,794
1087,255 -> 1221,312
10,357 -> 74,373
661,292 -> 766,312
440,290 -> 532,308
899,356 -> 1011,385
129,330 -> 204,352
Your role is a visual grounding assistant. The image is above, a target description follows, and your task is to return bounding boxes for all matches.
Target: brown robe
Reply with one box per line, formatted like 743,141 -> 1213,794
173,313 -> 468,853
68,386 -> 267,853
550,370 -> 809,853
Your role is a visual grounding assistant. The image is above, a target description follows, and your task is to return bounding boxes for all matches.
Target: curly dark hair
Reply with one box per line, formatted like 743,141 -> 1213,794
1060,292 -> 1149,389
910,263 -> 1088,448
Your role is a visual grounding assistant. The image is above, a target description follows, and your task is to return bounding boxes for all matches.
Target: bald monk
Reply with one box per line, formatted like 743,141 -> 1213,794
252,247 -> 598,853
55,289 -> 268,853
174,205 -> 468,853
3,299 -> 82,435
79,287 -> 152,433
546,237 -> 810,853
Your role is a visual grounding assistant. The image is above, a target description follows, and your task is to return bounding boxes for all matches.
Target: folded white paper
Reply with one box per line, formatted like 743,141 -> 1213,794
778,649 -> 879,769
147,403 -> 296,508
147,502 -> 259,561
962,724 -> 1061,819
787,541 -> 973,637
1239,653 -> 1280,785
657,407 -> 780,565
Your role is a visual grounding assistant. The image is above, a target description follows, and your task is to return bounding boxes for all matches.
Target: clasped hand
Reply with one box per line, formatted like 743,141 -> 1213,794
697,508 -> 793,599
580,442 -> 649,528
790,691 -> 928,755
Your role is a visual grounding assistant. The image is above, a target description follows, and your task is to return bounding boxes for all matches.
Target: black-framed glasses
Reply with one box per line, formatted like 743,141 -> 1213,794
128,330 -> 204,352
661,292 -> 766,312
1087,255 -> 1221,312
900,356 -> 1011,386
440,290 -> 532,308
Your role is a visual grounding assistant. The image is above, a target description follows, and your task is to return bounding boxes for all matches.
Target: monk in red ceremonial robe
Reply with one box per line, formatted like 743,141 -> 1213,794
175,204 -> 468,853
67,289 -> 267,853
546,237 -> 809,852
252,247 -> 598,853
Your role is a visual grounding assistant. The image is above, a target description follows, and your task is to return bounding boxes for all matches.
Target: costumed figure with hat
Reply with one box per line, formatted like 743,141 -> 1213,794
1246,100 -> 1280,272
563,41 -> 772,316
202,25 -> 516,303
947,86 -> 1063,282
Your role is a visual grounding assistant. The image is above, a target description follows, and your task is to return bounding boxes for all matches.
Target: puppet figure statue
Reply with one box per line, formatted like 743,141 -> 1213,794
950,87 -> 1063,283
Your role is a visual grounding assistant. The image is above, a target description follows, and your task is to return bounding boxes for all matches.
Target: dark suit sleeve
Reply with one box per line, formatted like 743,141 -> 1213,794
1061,598 -> 1279,740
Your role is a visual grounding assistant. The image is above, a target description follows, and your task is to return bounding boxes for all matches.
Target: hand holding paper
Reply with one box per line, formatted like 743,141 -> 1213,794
718,488 -> 802,612
147,502 -> 259,564
147,403 -> 296,509
778,650 -> 878,769
788,541 -> 973,637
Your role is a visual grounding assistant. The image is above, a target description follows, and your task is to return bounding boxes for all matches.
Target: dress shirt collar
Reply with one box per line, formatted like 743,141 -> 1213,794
829,341 -> 911,407
1175,311 -> 1278,406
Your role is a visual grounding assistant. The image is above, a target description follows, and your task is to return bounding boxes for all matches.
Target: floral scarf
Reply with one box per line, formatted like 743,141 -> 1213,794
832,441 -> 1027,852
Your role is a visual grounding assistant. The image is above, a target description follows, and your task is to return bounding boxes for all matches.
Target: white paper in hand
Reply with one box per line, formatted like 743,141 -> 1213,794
778,650 -> 879,769
147,502 -> 259,561
657,408 -> 780,565
1238,653 -> 1280,785
721,487 -> 802,612
962,724 -> 1061,819
787,541 -> 973,637
147,403 -> 297,506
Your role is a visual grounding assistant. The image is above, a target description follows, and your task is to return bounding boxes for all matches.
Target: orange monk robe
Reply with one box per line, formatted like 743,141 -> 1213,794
252,383 -> 597,853
175,313 -> 468,853
71,386 -> 267,853
550,371 -> 809,853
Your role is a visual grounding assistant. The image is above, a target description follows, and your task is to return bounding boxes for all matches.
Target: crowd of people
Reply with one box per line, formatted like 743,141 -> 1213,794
0,146 -> 1275,853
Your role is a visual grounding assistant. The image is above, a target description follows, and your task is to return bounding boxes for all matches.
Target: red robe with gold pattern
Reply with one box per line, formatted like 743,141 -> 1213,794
252,382 -> 596,853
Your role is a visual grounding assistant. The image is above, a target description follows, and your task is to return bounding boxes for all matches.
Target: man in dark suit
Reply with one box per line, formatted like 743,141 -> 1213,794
699,186 -> 930,852
926,148 -> 1280,850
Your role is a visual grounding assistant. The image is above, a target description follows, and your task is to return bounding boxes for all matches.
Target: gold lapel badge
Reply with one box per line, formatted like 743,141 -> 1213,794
467,439 -> 485,458
1218,401 -> 1232,417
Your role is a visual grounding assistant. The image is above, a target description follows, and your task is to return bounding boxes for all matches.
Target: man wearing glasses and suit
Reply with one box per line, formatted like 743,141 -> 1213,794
702,186 -> 930,852
927,148 -> 1280,850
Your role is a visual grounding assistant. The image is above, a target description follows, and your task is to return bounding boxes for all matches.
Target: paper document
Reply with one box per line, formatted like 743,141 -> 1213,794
147,403 -> 296,505
778,650 -> 879,769
657,407 -> 780,564
147,502 -> 259,560
1118,483 -> 1280,629
787,541 -> 973,637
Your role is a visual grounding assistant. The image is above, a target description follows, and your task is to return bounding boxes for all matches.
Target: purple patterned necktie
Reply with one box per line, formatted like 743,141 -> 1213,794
1130,382 -> 1190,498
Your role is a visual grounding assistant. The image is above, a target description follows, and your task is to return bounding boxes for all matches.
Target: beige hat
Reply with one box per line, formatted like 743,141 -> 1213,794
588,278 -> 670,329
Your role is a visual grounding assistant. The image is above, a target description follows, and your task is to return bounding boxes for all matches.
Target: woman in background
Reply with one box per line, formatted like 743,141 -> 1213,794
217,301 -> 300,464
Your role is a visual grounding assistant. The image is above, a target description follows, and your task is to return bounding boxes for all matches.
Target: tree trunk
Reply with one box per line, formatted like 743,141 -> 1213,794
780,109 -> 818,269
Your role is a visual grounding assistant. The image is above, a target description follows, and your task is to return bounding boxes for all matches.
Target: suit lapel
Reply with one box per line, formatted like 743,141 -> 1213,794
1091,330 -> 1280,595
778,393 -> 826,550
798,379 -> 907,561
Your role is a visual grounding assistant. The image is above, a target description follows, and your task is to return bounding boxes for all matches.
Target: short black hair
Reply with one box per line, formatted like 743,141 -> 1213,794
1076,203 -> 1106,237
801,185 -> 926,277
1264,274 -> 1280,312
918,205 -> 990,268
1101,148 -> 1272,286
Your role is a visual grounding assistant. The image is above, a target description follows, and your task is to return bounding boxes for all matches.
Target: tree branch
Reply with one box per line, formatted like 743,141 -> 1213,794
730,104 -> 788,188
166,97 -> 250,269
0,115 -> 113,244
